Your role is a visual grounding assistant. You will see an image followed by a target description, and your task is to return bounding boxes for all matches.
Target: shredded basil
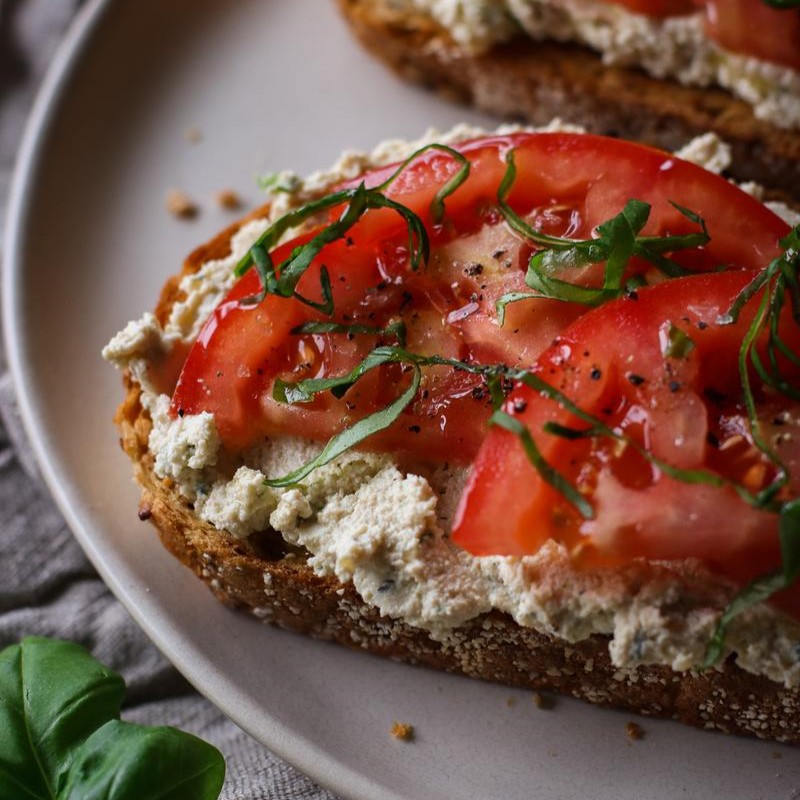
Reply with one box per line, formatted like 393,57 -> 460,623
237,144 -> 471,310
496,150 -> 708,310
236,138 -> 799,662
495,291 -> 540,326
290,319 -> 407,346
704,500 -> 800,667
491,410 -> 594,519
702,227 -> 800,657
266,362 -> 421,487
268,343 -> 783,521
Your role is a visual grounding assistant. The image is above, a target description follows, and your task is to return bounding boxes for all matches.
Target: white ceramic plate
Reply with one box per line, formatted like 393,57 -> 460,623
5,1 -> 800,798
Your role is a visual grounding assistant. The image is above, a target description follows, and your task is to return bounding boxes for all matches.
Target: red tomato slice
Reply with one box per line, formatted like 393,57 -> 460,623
702,0 -> 800,71
453,271 -> 800,609
171,133 -> 788,462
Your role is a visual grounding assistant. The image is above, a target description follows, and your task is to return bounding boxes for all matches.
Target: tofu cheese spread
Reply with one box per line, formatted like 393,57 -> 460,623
400,0 -> 800,129
104,125 -> 800,688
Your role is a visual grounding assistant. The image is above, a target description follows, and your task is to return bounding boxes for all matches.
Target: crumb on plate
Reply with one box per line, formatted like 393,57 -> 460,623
185,126 -> 203,144
166,190 -> 198,219
216,189 -> 242,210
626,721 -> 644,741
391,721 -> 414,741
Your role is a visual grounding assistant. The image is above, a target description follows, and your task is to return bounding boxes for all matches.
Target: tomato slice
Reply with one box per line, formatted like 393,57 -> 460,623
453,270 -> 800,608
702,0 -> 800,71
171,133 -> 788,463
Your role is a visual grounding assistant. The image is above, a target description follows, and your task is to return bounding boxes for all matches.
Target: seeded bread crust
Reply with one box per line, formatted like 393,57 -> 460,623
335,0 -> 800,202
114,200 -> 800,745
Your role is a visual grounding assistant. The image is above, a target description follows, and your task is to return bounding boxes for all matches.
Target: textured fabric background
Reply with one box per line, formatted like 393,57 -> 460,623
0,1 -> 338,796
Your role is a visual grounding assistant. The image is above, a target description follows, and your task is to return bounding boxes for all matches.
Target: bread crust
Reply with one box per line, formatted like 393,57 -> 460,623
335,0 -> 800,202
114,198 -> 800,745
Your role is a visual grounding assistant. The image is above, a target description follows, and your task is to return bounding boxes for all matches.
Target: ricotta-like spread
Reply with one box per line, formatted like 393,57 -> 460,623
105,125 -> 800,687
400,0 -> 800,129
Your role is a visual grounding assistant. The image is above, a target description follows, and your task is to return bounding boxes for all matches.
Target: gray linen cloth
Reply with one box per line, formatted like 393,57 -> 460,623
0,2 -> 338,797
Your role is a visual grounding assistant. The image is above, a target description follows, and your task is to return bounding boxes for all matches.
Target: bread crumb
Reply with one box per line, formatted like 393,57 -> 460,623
532,691 -> 554,709
391,721 -> 414,741
506,696 -> 517,708
166,190 -> 198,219
216,189 -> 242,210
626,721 -> 644,741
772,751 -> 782,760
185,127 -> 203,144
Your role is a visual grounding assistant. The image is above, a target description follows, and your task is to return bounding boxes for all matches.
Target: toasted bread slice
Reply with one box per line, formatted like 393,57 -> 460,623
113,194 -> 800,745
335,0 -> 800,202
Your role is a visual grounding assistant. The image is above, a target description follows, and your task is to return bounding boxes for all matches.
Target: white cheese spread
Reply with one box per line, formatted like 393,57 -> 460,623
402,0 -> 800,129
105,125 -> 800,687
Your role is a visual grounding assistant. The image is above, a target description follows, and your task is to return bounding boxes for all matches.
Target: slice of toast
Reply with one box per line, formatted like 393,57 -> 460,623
335,0 -> 800,202
113,192 -> 800,745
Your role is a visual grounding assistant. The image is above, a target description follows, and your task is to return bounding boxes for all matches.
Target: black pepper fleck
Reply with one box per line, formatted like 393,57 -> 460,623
627,373 -> 645,386
464,262 -> 484,277
590,368 -> 602,381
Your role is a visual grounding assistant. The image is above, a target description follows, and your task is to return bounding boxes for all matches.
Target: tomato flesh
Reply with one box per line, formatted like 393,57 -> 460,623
171,133 -> 788,464
701,0 -> 800,71
453,271 -> 800,611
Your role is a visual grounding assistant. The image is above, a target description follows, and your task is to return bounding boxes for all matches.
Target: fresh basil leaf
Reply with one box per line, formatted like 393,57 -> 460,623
291,319 -> 407,346
266,364 -> 421,487
779,499 -> 800,582
704,499 -> 800,667
0,637 -> 125,800
495,291 -> 541,326
59,720 -> 225,800
491,410 -> 594,520
373,143 -> 470,225
702,570 -> 786,668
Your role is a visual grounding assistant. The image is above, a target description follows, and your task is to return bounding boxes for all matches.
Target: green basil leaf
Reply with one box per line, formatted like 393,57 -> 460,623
702,570 -> 786,668
266,364 -> 421,487
290,319 -> 407,346
373,143 -> 470,225
495,291 -> 541,326
704,500 -> 800,667
491,409 -> 594,520
0,637 -> 125,799
779,499 -> 800,583
59,720 -> 225,800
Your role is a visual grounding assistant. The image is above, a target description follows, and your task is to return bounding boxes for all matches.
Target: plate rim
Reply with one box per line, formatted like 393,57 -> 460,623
1,4 -> 400,799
